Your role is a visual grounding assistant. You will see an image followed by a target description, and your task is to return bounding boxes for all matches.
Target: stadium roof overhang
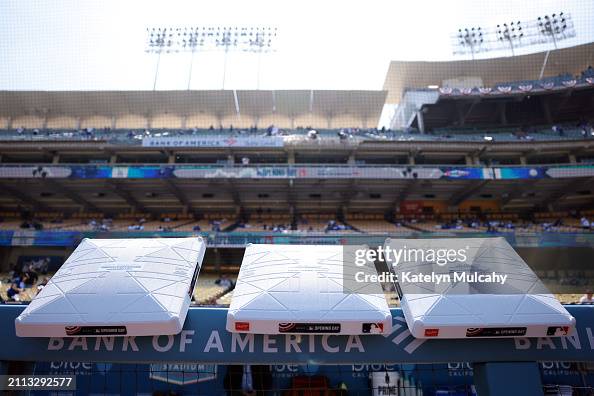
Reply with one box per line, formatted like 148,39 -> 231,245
383,41 -> 594,103
0,90 -> 387,124
1,175 -> 593,215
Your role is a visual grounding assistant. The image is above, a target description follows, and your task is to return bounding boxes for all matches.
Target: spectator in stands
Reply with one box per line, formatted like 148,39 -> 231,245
266,124 -> 279,136
211,220 -> 222,232
581,217 -> 591,230
552,125 -> 564,137
192,224 -> 201,232
271,224 -> 286,233
20,219 -> 43,230
7,283 -> 22,302
22,266 -> 38,287
579,291 -> 594,304
37,277 -> 49,293
8,262 -> 20,281
31,257 -> 50,274
216,274 -> 233,289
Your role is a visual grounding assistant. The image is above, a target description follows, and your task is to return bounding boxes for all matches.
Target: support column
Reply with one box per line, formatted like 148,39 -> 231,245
287,151 -> 295,165
52,153 -> 60,164
568,154 -> 577,164
473,362 -> 543,396
498,102 -> 507,125
110,154 -> 118,164
111,116 -> 117,129
408,154 -> 415,165
168,152 -> 176,164
465,155 -> 473,165
227,154 -> 235,165
416,110 -> 425,133
541,97 -> 553,124
214,248 -> 221,272
347,153 -> 356,165
520,156 -> 527,165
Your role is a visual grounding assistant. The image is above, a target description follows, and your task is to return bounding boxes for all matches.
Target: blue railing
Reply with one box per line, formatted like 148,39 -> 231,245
3,230 -> 594,248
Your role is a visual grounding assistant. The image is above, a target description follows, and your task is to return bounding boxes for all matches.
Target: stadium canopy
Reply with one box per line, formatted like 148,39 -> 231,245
383,41 -> 594,104
0,90 -> 387,128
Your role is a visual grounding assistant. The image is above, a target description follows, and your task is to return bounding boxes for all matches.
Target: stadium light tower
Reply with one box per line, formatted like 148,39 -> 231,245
184,27 -> 206,90
145,27 -> 173,90
455,27 -> 484,60
536,12 -> 575,79
496,21 -> 523,56
451,12 -> 575,58
245,27 -> 277,89
537,12 -> 573,49
145,25 -> 278,90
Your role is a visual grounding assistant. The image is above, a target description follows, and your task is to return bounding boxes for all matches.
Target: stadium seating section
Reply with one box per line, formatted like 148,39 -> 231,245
0,272 -> 237,306
2,211 -> 592,233
2,124 -> 593,144
2,271 -> 590,307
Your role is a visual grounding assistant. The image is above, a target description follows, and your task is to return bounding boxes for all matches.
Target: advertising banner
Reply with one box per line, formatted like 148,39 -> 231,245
0,164 -> 593,180
0,306 -> 593,364
142,136 -> 284,148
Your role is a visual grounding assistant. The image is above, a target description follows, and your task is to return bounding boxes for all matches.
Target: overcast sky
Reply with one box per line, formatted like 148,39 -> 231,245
0,0 -> 592,92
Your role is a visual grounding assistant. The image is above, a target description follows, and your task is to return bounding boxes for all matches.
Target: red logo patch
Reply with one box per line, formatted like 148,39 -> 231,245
425,328 -> 439,337
235,322 -> 250,331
